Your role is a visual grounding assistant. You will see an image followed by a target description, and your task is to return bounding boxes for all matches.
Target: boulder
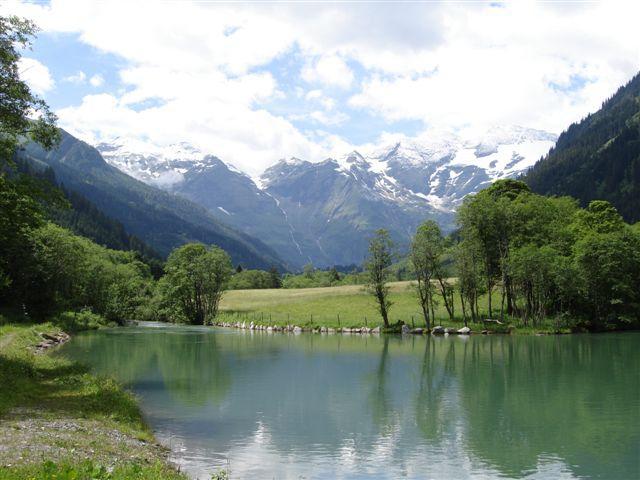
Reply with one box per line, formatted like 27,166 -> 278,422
371,326 -> 381,334
293,326 -> 302,334
431,326 -> 445,334
327,328 -> 336,334
457,327 -> 471,335
410,328 -> 424,335
444,327 -> 456,334
401,324 -> 410,335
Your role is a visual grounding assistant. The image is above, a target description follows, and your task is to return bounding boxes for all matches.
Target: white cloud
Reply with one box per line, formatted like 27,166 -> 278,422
305,89 -> 322,100
18,57 -> 54,95
64,70 -> 86,84
56,91 -> 324,176
302,55 -> 354,88
348,2 -> 640,133
3,0 -> 639,173
89,74 -> 104,87
309,110 -> 349,126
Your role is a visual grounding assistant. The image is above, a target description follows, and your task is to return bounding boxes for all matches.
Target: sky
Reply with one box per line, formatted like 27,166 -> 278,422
4,0 -> 640,175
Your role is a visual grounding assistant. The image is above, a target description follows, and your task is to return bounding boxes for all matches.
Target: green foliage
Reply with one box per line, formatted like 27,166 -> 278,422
25,222 -> 152,322
454,181 -> 640,330
53,309 -> 111,332
0,15 -> 58,166
280,265 -> 366,289
365,229 -> 394,327
228,268 -> 278,289
573,227 -> 640,328
410,220 -> 444,329
211,470 -> 230,480
161,243 -> 233,324
0,182 -> 153,323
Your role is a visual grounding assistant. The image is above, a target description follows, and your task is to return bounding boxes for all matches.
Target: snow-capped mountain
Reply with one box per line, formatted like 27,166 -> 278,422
97,139 -> 214,187
96,126 -> 557,268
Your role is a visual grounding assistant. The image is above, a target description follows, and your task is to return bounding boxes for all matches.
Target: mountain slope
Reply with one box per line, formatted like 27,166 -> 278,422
14,156 -> 162,273
524,72 -> 640,222
260,155 -> 448,266
17,130 -> 287,270
172,157 -> 309,267
97,126 -> 556,267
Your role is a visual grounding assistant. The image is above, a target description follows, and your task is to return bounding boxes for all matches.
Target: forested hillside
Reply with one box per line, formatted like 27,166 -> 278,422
16,130 -> 287,270
524,72 -> 640,222
14,158 -> 162,273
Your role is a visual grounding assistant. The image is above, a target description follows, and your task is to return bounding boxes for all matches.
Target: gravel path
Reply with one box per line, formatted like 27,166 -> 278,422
0,408 -> 170,469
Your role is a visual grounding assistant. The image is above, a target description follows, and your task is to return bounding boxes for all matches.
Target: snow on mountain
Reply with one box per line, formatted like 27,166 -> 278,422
98,126 -> 555,212
97,138 -> 213,187
260,125 -> 556,214
96,125 -> 557,267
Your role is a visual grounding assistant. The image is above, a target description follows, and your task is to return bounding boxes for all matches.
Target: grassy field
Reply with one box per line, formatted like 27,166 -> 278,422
219,281 -> 564,333
0,323 -> 187,479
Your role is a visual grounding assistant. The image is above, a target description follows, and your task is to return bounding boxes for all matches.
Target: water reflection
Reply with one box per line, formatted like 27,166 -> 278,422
60,325 -> 640,479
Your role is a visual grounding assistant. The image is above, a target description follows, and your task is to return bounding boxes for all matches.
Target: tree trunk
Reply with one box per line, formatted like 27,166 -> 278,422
429,292 -> 436,324
378,289 -> 389,327
438,278 -> 454,320
421,303 -> 430,330
487,278 -> 493,319
460,292 -> 468,327
500,282 -> 506,322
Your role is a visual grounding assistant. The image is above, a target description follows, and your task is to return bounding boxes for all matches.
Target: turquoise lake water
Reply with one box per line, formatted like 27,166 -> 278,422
59,323 -> 640,479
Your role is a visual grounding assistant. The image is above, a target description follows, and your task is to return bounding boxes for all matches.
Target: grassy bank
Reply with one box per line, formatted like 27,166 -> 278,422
218,281 -> 571,334
0,323 -> 186,479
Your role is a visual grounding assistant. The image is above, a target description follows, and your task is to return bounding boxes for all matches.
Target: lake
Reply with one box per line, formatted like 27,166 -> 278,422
59,323 -> 639,479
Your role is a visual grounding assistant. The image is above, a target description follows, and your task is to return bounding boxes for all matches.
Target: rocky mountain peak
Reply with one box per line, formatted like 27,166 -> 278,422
96,125 -> 558,267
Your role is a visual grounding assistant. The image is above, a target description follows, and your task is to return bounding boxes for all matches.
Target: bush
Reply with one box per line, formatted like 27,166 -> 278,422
52,309 -> 112,332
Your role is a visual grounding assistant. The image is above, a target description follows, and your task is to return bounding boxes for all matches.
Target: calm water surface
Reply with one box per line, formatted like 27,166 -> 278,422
59,324 -> 639,479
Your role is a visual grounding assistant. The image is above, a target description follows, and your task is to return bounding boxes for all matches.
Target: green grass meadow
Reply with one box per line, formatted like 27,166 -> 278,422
218,281 -> 563,333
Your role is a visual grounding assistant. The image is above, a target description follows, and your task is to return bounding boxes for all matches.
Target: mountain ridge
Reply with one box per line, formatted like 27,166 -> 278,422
96,125 -> 557,268
524,72 -> 640,222
17,129 -> 289,271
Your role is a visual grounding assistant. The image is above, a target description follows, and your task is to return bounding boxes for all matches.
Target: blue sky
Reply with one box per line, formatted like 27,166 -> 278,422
6,0 -> 640,175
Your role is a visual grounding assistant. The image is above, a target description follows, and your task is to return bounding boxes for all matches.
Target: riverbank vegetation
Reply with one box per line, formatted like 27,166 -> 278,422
348,180 -> 638,333
435,180 -> 638,331
0,323 -> 187,478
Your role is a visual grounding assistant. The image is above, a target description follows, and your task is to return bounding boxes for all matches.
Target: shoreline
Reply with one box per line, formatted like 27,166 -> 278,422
0,323 -> 187,479
211,319 -> 568,336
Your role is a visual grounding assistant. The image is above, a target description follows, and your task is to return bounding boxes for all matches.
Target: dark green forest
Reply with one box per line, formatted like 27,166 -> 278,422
524,72 -> 640,222
14,157 -> 163,275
